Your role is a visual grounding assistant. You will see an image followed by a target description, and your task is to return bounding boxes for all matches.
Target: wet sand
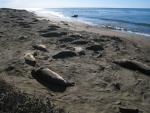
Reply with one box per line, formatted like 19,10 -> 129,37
0,8 -> 150,113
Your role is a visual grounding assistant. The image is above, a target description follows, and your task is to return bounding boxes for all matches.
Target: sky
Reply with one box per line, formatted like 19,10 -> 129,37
0,0 -> 150,8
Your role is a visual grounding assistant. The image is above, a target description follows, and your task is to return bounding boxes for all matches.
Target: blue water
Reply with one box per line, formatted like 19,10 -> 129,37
48,8 -> 150,36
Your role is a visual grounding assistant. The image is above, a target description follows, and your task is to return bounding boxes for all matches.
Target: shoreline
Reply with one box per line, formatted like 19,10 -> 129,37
31,9 -> 150,48
29,8 -> 150,38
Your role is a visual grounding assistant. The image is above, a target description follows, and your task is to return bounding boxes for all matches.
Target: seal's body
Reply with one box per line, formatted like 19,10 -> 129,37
24,53 -> 36,66
33,44 -> 48,52
32,68 -> 75,86
114,59 -> 150,75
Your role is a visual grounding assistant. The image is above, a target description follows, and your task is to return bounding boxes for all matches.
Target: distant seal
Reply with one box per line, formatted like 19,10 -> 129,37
114,59 -> 150,75
33,44 -> 48,52
119,107 -> 139,113
24,53 -> 36,66
86,45 -> 104,52
74,47 -> 85,55
32,67 -> 75,87
52,51 -> 77,59
71,15 -> 78,18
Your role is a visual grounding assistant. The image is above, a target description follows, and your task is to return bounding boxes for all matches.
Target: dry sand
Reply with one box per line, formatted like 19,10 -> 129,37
0,8 -> 150,113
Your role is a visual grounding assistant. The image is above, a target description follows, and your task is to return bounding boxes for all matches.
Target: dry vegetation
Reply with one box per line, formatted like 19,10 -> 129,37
0,78 -> 66,113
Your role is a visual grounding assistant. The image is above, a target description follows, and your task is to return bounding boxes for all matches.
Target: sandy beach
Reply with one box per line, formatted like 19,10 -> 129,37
0,8 -> 150,113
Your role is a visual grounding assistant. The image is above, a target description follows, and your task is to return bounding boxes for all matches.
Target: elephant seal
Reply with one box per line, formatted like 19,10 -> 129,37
86,45 -> 104,52
71,15 -> 78,18
119,107 -> 139,113
32,67 -> 75,87
33,44 -> 48,52
114,59 -> 150,75
74,47 -> 85,55
52,51 -> 77,59
24,53 -> 36,66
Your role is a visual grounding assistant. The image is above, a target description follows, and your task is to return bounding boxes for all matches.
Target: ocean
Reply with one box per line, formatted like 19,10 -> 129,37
35,8 -> 150,36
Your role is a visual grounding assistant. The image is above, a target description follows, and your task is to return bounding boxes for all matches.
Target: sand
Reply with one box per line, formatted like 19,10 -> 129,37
0,8 -> 150,113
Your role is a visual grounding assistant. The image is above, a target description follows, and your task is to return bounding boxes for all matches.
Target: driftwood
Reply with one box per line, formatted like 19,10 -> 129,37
24,53 -> 36,66
32,68 -> 75,87
114,59 -> 150,75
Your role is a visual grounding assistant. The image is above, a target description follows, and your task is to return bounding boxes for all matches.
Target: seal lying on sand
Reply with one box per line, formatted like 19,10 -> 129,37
73,47 -> 85,55
114,59 -> 150,75
119,107 -> 139,113
32,68 -> 75,87
52,51 -> 77,59
33,44 -> 48,52
41,31 -> 67,37
86,45 -> 104,52
24,53 -> 36,66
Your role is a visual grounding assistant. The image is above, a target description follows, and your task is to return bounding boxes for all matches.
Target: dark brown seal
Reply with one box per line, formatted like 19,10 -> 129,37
114,59 -> 150,75
32,67 -> 75,87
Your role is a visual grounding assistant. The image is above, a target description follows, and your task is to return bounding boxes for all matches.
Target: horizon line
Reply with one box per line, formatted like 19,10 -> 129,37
1,7 -> 150,9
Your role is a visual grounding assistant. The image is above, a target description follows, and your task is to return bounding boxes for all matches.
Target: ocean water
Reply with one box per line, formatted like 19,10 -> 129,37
39,8 -> 150,36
